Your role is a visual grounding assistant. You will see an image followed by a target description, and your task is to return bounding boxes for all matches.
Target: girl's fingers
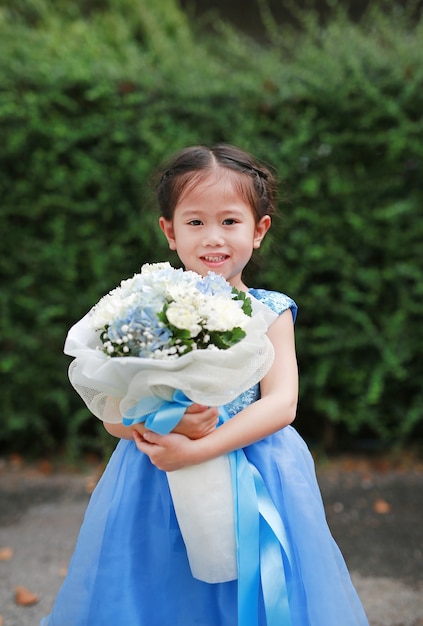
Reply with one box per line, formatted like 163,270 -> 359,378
142,430 -> 163,444
185,403 -> 208,413
132,429 -> 158,454
133,429 -> 194,471
133,429 -> 147,451
133,429 -> 174,449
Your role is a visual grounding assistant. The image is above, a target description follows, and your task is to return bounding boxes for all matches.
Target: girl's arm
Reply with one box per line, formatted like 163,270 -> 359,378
102,396 -> 144,439
134,309 -> 298,471
103,399 -> 219,440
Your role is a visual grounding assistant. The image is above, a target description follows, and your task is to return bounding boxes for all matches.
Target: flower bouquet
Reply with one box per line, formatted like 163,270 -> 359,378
64,262 -> 277,583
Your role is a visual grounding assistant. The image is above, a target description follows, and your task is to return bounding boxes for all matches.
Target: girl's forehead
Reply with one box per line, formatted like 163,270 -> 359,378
179,169 -> 247,203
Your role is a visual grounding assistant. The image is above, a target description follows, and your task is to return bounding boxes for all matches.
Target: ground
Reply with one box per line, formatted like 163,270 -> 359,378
0,452 -> 422,626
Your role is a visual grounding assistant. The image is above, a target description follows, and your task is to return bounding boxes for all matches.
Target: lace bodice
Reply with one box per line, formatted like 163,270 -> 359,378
224,289 -> 297,417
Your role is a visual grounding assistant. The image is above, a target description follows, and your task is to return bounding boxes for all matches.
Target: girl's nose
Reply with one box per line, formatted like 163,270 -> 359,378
202,229 -> 224,247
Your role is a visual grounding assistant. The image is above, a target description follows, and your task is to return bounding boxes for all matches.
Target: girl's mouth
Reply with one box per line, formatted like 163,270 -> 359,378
201,255 -> 228,263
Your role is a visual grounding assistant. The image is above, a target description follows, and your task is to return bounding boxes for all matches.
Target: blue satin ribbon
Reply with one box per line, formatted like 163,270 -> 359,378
221,407 -> 292,626
125,393 -> 292,625
122,389 -> 192,433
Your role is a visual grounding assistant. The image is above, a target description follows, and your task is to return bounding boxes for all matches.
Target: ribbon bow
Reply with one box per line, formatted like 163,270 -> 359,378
122,389 -> 192,433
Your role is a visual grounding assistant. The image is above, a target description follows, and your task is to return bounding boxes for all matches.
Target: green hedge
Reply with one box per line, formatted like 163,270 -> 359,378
1,0 -> 422,457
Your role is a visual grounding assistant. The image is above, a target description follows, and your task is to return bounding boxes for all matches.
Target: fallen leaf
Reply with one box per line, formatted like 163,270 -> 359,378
373,498 -> 391,514
0,614 -> 4,626
15,586 -> 39,606
9,454 -> 24,469
37,459 -> 53,475
0,547 -> 13,560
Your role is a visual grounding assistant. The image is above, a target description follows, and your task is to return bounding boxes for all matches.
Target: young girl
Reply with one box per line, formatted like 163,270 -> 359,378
41,144 -> 369,626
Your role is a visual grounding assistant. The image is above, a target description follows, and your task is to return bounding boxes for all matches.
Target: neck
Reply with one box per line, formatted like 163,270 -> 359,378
231,280 -> 249,292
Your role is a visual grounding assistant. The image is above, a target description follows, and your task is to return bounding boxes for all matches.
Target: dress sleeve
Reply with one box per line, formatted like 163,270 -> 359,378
249,288 -> 298,323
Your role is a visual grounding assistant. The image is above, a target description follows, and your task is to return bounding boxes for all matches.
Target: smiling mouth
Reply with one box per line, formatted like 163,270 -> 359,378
201,255 -> 228,263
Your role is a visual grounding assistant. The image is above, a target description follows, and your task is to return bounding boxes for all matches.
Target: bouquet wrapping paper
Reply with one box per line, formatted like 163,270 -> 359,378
166,454 -> 237,582
65,299 -> 276,423
64,264 -> 277,582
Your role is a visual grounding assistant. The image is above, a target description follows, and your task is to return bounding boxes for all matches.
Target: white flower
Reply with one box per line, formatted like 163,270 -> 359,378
200,297 -> 248,332
166,302 -> 202,337
141,262 -> 173,274
87,262 -> 253,359
166,283 -> 196,303
90,290 -> 140,328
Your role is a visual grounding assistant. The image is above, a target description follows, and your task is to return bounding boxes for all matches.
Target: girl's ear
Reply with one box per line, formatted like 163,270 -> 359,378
159,217 -> 177,251
253,215 -> 271,249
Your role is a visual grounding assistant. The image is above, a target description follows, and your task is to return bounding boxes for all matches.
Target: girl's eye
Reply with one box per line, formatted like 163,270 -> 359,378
223,218 -> 237,225
188,219 -> 203,226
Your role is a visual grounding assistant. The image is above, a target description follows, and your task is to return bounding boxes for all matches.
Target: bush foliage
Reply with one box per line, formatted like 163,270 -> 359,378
1,0 -> 422,457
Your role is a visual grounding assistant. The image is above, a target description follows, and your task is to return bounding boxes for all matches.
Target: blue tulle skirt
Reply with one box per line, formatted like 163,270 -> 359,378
41,426 -> 369,626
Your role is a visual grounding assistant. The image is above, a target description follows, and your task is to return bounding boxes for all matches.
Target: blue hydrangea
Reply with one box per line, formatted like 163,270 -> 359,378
107,306 -> 172,357
196,272 -> 233,297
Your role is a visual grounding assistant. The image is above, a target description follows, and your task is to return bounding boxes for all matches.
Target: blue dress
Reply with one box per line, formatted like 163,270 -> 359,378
41,289 -> 369,626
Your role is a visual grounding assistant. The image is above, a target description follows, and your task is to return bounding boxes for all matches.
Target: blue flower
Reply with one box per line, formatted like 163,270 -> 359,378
107,306 -> 172,356
196,272 -> 233,297
93,263 -> 250,359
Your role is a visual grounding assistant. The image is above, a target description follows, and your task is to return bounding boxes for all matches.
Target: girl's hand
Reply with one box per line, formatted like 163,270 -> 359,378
133,430 -> 199,471
103,398 -> 218,441
173,403 -> 219,439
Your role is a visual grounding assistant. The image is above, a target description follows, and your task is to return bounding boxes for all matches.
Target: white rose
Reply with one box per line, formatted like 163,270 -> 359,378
90,293 -> 121,328
140,262 -> 172,275
201,297 -> 248,332
166,302 -> 202,337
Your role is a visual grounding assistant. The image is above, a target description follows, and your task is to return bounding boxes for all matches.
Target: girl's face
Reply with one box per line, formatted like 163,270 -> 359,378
159,172 -> 271,290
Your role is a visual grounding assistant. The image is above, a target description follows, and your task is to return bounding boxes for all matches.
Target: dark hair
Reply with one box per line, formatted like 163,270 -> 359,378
156,144 -> 277,222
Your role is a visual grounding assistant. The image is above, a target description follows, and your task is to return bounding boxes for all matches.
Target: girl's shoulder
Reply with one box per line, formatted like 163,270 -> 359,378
249,288 -> 298,322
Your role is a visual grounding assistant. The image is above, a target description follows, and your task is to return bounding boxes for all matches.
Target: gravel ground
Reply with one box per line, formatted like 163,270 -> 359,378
0,454 -> 422,626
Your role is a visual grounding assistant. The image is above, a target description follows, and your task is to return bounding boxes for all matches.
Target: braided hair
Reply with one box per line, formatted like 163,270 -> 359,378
156,144 -> 277,222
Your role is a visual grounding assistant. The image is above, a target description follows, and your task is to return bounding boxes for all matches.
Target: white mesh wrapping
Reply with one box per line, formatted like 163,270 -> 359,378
67,368 -> 110,421
65,295 -> 277,423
